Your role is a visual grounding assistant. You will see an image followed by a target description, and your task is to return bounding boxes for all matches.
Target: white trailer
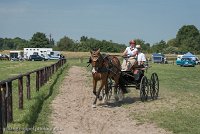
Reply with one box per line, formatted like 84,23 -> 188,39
23,48 -> 53,59
10,50 -> 23,61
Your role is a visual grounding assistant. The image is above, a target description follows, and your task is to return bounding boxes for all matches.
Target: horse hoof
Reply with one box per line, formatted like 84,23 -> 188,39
92,104 -> 96,108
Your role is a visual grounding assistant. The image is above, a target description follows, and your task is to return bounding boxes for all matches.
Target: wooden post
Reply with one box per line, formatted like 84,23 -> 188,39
0,86 -> 3,134
52,64 -> 55,74
2,85 -> 7,128
18,77 -> 23,109
26,75 -> 31,99
47,67 -> 49,81
6,82 -> 13,123
40,70 -> 43,87
36,71 -> 39,92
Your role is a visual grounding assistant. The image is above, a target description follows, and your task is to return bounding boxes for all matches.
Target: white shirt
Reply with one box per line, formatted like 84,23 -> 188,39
137,52 -> 146,65
125,47 -> 138,57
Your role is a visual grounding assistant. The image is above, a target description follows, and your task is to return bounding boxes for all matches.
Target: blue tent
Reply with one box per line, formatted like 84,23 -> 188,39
182,52 -> 195,59
182,52 -> 196,61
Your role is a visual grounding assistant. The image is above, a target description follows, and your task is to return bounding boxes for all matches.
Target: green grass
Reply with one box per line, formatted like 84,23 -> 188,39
0,60 -> 66,134
130,63 -> 200,134
63,59 -> 200,134
68,58 -> 200,134
3,58 -> 200,134
31,64 -> 68,134
0,61 -> 56,80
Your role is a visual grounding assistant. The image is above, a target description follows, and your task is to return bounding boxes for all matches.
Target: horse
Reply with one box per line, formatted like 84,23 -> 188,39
89,48 -> 122,108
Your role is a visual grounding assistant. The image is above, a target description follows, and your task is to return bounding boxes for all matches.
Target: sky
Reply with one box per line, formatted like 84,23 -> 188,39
0,0 -> 200,45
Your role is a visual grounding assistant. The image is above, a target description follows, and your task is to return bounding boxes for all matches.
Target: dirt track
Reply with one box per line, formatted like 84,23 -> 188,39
50,66 -> 171,134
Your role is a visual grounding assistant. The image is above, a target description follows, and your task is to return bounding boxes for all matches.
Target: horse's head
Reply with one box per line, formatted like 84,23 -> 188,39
90,48 -> 103,73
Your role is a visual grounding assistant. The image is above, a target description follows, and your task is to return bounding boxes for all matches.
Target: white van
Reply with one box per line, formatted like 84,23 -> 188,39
47,51 -> 61,60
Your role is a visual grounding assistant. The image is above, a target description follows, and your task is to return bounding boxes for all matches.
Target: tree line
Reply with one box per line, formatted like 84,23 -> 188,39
1,25 -> 200,54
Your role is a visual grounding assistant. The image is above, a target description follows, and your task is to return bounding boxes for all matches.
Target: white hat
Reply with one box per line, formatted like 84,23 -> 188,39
136,45 -> 141,49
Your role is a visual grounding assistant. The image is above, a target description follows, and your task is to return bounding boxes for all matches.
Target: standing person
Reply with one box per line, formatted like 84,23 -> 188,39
136,45 -> 146,66
121,40 -> 138,71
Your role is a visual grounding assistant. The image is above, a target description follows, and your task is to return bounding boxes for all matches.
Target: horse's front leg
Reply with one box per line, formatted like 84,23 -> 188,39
92,96 -> 98,108
92,81 -> 104,108
92,79 -> 98,108
93,79 -> 97,96
96,79 -> 105,101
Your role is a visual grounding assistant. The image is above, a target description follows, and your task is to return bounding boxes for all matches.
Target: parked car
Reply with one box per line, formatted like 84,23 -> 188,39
179,58 -> 196,67
195,57 -> 200,65
29,55 -> 46,61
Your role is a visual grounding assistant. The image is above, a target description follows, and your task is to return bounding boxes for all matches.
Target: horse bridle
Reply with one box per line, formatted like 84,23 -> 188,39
91,54 -> 104,67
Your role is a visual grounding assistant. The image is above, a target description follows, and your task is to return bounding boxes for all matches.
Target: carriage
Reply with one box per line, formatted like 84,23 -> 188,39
107,64 -> 159,102
89,49 -> 159,107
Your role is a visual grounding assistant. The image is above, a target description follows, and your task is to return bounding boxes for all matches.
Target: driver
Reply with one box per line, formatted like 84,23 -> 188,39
121,39 -> 138,71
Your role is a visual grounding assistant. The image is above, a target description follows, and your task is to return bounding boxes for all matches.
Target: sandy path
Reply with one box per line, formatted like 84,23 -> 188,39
50,66 -> 170,134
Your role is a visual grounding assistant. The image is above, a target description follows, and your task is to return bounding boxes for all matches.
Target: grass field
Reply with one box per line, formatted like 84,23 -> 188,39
2,52 -> 200,134
140,63 -> 200,134
0,61 -> 56,80
0,60 -> 67,134
66,57 -> 200,134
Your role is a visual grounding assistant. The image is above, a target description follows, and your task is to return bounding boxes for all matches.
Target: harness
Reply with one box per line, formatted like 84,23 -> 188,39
95,54 -> 111,73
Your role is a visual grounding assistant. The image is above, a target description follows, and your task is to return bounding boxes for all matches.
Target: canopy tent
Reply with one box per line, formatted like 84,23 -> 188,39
182,52 -> 195,58
182,52 -> 196,60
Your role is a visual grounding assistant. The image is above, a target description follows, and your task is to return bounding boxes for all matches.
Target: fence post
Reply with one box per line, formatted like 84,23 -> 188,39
40,70 -> 43,87
6,82 -> 13,123
0,86 -> 3,134
36,71 -> 39,92
46,67 -> 49,82
26,75 -> 31,99
18,77 -> 23,109
1,85 -> 7,128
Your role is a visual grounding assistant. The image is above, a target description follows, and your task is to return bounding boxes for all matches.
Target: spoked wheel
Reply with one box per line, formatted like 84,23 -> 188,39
150,73 -> 159,100
140,76 -> 149,102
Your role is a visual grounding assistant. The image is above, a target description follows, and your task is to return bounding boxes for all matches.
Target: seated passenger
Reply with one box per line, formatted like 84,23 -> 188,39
121,40 -> 138,71
136,45 -> 146,67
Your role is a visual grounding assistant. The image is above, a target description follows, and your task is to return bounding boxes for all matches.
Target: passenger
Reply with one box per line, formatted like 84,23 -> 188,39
136,45 -> 146,67
121,40 -> 138,71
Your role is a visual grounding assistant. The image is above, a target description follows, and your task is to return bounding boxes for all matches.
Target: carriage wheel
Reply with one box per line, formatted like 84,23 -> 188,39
150,73 -> 159,100
140,76 -> 149,102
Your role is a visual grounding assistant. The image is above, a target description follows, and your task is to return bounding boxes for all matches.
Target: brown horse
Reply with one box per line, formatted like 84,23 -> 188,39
89,48 -> 122,107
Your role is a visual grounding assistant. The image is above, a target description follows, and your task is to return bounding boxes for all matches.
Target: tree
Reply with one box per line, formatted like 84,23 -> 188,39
29,32 -> 50,48
56,36 -> 75,51
176,25 -> 200,53
80,36 -> 88,42
134,39 -> 150,53
151,40 -> 167,53
13,37 -> 29,49
167,38 -> 178,47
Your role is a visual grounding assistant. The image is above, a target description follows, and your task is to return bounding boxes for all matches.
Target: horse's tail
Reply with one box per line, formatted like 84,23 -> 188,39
118,72 -> 127,93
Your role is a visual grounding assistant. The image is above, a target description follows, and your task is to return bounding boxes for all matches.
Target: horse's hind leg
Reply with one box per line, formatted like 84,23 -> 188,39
103,80 -> 109,104
113,76 -> 124,101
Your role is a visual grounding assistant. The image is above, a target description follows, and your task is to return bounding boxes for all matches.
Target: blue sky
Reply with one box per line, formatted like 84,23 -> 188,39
0,0 -> 200,45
